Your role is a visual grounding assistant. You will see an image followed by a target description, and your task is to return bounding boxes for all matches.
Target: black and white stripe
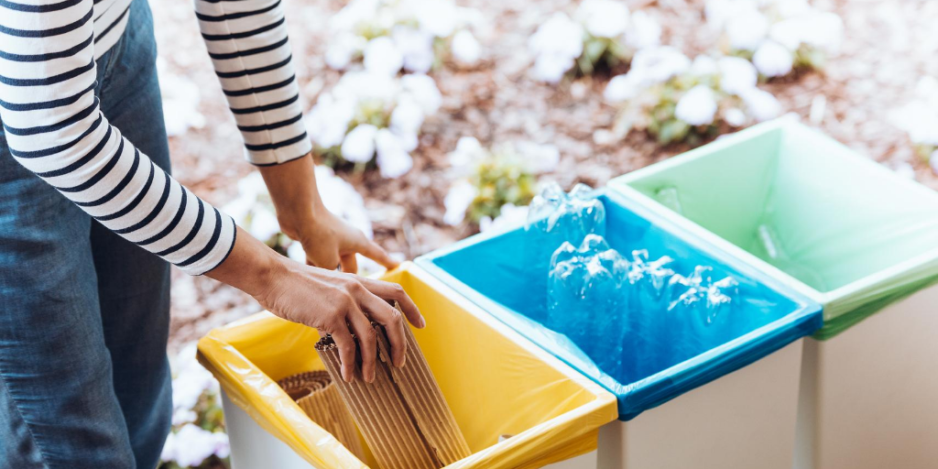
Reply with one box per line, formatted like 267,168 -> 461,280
0,0 -> 310,275
196,0 -> 311,165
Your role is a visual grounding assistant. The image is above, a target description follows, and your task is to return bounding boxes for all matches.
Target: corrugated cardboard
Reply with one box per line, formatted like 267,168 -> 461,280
315,304 -> 471,469
277,371 -> 366,460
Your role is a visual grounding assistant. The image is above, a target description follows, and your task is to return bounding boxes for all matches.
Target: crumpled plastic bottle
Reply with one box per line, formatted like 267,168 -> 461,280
524,183 -> 606,322
547,234 -> 630,374
527,182 -> 606,245
654,186 -> 684,214
629,249 -> 677,313
668,267 -> 739,325
626,249 -> 677,374
666,266 -> 740,360
756,223 -> 827,291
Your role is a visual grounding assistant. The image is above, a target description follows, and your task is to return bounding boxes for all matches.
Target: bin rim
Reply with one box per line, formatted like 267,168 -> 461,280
197,262 -> 620,468
608,118 -> 938,313
416,190 -> 823,420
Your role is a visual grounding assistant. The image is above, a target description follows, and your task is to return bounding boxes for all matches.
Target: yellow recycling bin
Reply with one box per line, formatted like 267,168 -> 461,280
197,262 -> 618,469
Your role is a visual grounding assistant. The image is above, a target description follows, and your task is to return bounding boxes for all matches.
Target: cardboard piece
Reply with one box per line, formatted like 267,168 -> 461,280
277,371 -> 366,460
315,305 -> 471,469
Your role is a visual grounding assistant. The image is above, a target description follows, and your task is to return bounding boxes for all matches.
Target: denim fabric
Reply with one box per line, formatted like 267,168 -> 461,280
0,0 -> 173,467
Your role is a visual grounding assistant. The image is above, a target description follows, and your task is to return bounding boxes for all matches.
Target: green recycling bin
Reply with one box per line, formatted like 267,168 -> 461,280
610,118 -> 938,469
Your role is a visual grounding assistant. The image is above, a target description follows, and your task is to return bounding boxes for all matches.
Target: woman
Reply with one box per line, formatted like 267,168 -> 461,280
0,0 -> 423,467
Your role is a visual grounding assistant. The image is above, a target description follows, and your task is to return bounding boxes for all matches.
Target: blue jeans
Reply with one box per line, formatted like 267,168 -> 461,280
0,0 -> 173,467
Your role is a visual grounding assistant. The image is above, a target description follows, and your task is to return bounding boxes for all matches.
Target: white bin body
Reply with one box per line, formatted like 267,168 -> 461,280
542,450 -> 598,469
595,339 -> 804,469
794,283 -> 938,469
221,392 -> 318,469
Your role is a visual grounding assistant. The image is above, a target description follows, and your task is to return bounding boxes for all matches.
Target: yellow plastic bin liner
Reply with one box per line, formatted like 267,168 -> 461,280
197,262 -> 618,469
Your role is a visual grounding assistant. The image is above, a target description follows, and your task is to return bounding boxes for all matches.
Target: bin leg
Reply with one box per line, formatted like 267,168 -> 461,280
792,339 -> 818,469
597,340 -> 803,469
220,391 -> 318,469
811,284 -> 938,469
597,422 -> 625,469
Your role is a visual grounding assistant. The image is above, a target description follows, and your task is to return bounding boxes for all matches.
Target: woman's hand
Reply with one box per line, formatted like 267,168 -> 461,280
258,153 -> 397,272
207,227 -> 425,383
292,208 -> 395,273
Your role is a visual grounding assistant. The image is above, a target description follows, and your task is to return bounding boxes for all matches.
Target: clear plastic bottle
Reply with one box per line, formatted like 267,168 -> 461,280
627,249 -> 677,375
525,183 -> 606,322
666,266 -> 740,360
547,234 -> 629,374
527,183 -> 606,245
628,249 -> 677,313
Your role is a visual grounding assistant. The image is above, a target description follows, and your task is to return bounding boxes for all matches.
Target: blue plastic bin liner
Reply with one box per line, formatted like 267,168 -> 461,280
417,190 -> 822,420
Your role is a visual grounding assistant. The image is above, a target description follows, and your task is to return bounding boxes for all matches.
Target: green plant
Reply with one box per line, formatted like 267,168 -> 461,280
467,152 -> 538,223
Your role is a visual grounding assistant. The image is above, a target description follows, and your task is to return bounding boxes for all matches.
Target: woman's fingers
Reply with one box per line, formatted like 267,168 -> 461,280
309,251 -> 340,271
360,277 -> 425,328
360,292 -> 408,368
340,253 -> 358,274
302,271 -> 421,384
329,326 -> 358,383
345,302 -> 378,383
357,238 -> 399,269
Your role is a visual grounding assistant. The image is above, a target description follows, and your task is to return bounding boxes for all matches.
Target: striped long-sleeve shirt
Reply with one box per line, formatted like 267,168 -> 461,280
0,0 -> 312,275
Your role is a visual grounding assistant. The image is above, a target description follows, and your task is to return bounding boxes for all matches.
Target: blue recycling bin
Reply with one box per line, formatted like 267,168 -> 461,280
417,189 -> 822,469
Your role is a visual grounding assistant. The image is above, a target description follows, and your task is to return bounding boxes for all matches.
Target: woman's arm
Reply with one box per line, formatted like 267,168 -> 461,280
192,0 -> 423,373
0,0 -> 421,380
195,0 -> 310,166
0,0 -> 234,276
194,0 -> 397,271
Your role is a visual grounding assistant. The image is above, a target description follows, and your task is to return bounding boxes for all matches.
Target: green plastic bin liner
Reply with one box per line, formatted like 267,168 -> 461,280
611,118 -> 938,339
